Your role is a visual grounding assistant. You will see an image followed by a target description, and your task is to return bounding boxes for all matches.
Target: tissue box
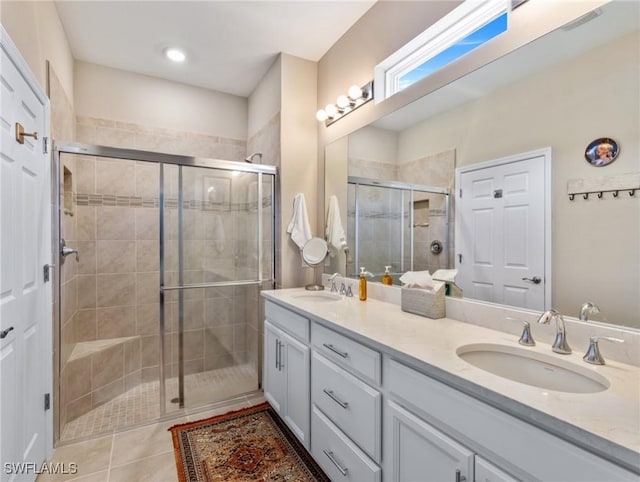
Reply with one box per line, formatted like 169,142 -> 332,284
401,282 -> 445,319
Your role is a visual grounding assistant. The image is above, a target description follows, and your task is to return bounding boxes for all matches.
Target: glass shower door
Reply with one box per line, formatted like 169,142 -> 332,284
160,163 -> 274,411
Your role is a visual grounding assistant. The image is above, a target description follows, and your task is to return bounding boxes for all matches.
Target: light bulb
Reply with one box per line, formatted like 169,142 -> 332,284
165,48 -> 186,62
348,84 -> 362,100
325,104 -> 338,118
316,109 -> 328,122
336,95 -> 351,109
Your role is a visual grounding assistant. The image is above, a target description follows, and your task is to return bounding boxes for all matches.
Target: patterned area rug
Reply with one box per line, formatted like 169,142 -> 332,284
169,402 -> 329,481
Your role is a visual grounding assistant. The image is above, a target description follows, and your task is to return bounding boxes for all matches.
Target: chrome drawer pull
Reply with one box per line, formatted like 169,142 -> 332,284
275,339 -> 279,369
322,343 -> 348,358
323,450 -> 348,476
323,389 -> 349,409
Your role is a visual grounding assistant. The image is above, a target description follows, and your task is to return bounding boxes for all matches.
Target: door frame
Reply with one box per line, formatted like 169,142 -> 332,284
0,24 -> 54,459
454,147 -> 552,310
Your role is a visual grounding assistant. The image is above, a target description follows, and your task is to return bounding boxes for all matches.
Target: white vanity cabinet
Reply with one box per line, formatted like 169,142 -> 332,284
310,322 -> 382,482
261,294 -> 638,482
263,302 -> 310,448
385,358 -> 638,482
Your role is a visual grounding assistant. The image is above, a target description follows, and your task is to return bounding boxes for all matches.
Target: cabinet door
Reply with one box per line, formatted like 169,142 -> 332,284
385,400 -> 474,482
264,321 -> 285,414
282,330 -> 310,448
475,456 -> 518,482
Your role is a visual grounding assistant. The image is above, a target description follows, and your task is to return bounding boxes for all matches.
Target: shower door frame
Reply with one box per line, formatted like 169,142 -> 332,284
347,176 -> 449,276
53,142 -> 278,441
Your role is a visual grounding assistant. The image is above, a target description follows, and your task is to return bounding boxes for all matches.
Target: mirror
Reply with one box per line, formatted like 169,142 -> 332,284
302,237 -> 328,291
324,1 -> 640,329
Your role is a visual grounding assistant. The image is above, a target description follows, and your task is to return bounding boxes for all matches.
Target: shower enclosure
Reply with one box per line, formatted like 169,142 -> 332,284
53,143 -> 276,442
347,176 -> 451,282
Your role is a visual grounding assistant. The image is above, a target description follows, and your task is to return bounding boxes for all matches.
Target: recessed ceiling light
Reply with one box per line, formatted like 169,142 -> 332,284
165,48 -> 186,62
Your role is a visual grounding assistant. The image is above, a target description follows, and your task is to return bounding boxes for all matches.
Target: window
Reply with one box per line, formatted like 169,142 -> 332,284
374,0 -> 510,102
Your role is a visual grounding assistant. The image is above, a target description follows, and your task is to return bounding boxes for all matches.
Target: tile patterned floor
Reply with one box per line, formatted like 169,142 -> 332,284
61,364 -> 258,442
37,393 -> 266,482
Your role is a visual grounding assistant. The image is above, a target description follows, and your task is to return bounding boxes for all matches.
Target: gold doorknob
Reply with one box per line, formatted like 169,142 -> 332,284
15,122 -> 38,144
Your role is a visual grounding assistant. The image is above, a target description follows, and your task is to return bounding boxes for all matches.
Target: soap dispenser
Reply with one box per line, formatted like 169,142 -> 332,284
382,266 -> 393,286
359,267 -> 373,301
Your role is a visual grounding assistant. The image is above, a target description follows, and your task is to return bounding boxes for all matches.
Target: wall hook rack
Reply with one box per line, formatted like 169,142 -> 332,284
567,172 -> 640,201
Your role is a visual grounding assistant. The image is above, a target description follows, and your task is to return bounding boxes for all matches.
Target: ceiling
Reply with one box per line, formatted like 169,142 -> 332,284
54,1 -> 376,98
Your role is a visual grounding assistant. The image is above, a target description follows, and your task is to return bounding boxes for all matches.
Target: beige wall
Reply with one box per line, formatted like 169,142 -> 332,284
1,0 -> 74,103
280,54 -> 319,288
248,57 -> 282,139
75,61 -> 248,141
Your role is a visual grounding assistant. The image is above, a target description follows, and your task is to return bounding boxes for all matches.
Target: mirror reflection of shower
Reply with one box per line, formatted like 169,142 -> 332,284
347,177 -> 451,284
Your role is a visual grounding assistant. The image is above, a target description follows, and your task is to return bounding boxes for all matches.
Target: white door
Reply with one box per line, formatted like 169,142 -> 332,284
263,321 -> 285,414
1,28 -> 52,481
384,400 -> 474,482
281,330 -> 309,448
456,151 -> 549,310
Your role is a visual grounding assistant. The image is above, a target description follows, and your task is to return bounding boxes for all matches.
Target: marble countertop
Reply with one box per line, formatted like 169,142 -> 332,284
262,288 -> 640,473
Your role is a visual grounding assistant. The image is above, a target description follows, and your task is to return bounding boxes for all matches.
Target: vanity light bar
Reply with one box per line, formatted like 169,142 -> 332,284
316,81 -> 374,127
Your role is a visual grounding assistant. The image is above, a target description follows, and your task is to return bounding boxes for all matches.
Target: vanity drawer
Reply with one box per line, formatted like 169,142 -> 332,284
312,322 -> 381,386
265,301 -> 309,342
312,351 -> 381,462
311,405 -> 381,482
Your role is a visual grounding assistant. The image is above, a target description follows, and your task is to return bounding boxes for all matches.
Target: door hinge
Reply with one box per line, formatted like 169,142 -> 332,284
459,189 -> 462,198
44,393 -> 50,411
43,264 -> 54,283
43,137 -> 49,154
458,253 -> 463,264
493,189 -> 503,198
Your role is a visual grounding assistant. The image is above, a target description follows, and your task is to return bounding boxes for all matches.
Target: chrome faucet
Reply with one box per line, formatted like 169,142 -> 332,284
536,309 -> 571,354
583,335 -> 624,365
328,273 -> 345,294
579,302 -> 600,322
507,317 -> 535,346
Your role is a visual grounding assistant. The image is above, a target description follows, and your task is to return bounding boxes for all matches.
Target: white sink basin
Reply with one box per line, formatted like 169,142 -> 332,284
457,343 -> 609,393
291,292 -> 343,303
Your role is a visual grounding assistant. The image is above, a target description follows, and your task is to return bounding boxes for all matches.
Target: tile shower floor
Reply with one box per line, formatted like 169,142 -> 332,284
61,363 -> 258,442
38,393 -> 266,482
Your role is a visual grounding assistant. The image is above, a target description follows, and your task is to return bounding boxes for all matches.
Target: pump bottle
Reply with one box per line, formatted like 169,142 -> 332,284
359,267 -> 373,301
381,266 -> 393,286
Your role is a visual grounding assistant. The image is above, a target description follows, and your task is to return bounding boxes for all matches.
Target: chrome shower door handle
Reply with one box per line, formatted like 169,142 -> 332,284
60,238 -> 79,263
522,276 -> 541,284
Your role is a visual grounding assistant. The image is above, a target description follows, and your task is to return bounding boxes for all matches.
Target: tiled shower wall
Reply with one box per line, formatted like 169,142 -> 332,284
58,116 -> 272,427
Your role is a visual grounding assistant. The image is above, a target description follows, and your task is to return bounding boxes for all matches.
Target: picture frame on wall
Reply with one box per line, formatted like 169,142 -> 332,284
204,176 -> 231,210
584,137 -> 619,167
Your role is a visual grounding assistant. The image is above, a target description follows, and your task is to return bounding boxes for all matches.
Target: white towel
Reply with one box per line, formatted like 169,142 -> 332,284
325,195 -> 347,258
286,193 -> 312,249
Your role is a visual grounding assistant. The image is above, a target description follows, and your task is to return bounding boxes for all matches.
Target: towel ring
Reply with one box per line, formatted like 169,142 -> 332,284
630,189 -> 636,197
597,191 -> 603,199
613,190 -> 619,198
583,193 -> 589,200
569,194 -> 575,201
